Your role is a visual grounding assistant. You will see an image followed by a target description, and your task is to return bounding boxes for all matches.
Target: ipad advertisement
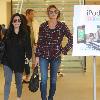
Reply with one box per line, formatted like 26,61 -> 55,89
73,5 -> 100,56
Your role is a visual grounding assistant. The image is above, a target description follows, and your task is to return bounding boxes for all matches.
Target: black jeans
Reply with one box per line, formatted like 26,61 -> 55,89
24,63 -> 30,75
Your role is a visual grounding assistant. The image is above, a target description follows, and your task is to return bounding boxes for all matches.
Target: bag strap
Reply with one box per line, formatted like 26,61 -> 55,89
33,65 -> 38,75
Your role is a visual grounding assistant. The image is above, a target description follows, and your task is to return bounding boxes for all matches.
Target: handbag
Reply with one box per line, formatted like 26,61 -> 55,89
28,65 -> 39,92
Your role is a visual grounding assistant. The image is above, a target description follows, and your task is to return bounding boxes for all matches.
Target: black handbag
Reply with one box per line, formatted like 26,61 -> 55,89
28,65 -> 39,92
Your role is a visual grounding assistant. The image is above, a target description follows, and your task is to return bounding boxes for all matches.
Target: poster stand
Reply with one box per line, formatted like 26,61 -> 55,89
73,5 -> 100,100
93,56 -> 96,100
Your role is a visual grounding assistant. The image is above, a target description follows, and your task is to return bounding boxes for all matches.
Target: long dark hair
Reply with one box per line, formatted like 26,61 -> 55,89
20,14 -> 31,34
7,13 -> 28,39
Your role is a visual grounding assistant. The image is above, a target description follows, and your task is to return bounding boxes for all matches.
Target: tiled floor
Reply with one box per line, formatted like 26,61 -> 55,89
0,57 -> 100,100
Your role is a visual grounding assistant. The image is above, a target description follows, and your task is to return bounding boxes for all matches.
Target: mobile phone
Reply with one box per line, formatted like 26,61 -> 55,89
77,25 -> 85,43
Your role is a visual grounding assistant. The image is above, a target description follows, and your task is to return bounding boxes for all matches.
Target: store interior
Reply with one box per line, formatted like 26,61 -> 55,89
0,0 -> 100,100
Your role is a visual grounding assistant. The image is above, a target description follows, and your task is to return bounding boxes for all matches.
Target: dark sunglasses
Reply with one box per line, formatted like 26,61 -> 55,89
13,19 -> 21,23
49,10 -> 59,14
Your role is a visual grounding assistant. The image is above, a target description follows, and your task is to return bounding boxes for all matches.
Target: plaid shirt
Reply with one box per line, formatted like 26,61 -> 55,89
35,21 -> 73,59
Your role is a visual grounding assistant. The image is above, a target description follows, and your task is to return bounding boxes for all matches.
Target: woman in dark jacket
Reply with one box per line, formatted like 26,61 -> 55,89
2,13 -> 32,100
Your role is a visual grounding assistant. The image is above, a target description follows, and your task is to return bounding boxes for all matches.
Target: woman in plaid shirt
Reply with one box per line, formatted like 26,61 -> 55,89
35,5 -> 73,100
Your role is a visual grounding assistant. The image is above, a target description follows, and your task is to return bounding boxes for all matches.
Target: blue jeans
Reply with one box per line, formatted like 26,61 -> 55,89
3,65 -> 22,100
39,57 -> 61,100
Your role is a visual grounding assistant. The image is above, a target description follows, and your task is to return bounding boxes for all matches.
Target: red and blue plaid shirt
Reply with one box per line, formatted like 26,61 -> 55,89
35,21 -> 73,59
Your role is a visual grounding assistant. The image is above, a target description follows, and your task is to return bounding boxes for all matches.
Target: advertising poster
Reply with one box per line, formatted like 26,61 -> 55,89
73,5 -> 100,56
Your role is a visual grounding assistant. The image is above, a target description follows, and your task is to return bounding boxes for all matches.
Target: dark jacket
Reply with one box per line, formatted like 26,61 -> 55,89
35,21 -> 73,59
2,31 -> 32,73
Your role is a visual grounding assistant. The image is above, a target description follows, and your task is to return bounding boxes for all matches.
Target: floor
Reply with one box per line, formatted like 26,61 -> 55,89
0,57 -> 100,100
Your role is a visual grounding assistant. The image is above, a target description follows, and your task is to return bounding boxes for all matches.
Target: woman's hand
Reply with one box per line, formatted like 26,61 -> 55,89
25,58 -> 30,64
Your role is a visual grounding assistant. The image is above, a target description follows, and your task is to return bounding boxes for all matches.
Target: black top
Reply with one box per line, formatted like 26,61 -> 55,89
2,31 -> 32,73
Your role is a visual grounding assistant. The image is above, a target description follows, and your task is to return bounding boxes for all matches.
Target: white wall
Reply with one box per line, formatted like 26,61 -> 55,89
0,0 -> 7,26
0,0 -> 11,27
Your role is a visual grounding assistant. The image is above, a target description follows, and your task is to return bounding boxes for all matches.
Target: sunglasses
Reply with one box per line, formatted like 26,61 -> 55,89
49,10 -> 59,14
13,19 -> 21,23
